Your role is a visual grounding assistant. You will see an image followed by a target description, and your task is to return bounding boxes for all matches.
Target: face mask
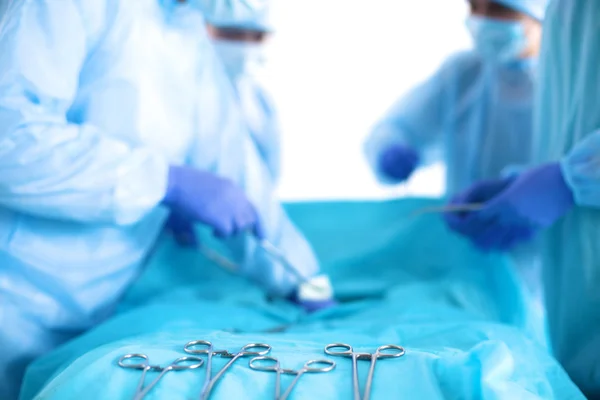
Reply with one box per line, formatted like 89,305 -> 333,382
466,16 -> 529,63
212,39 -> 267,80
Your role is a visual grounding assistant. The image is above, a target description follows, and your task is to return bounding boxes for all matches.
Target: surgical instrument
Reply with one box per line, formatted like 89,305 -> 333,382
197,244 -> 239,273
324,343 -> 405,400
197,237 -> 327,294
183,340 -> 231,399
118,353 -> 204,400
249,356 -> 335,400
198,343 -> 272,400
411,203 -> 484,216
259,239 -> 326,292
224,324 -> 292,334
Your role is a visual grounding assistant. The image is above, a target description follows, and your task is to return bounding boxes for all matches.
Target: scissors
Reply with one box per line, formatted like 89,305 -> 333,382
190,343 -> 272,400
324,343 -> 405,400
411,203 -> 484,217
249,356 -> 336,400
118,353 -> 204,400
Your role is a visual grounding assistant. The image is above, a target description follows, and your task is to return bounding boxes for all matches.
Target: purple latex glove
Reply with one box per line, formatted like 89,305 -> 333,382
445,177 -> 513,238
445,176 -> 534,251
378,144 -> 420,182
162,166 -> 265,240
446,163 -> 574,251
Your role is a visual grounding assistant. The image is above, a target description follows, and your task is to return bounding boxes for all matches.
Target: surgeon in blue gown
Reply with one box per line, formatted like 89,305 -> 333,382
364,0 -> 548,196
0,1 -> 331,398
167,0 -> 282,239
364,0 -> 549,341
446,1 -> 600,396
200,0 -> 281,183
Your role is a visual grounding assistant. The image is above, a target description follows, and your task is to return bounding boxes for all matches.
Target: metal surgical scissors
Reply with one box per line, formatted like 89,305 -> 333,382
195,343 -> 272,400
324,343 -> 405,400
249,356 -> 336,400
118,353 -> 204,400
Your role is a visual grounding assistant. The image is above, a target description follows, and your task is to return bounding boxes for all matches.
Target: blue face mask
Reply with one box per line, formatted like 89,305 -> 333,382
466,16 -> 529,63
212,39 -> 267,80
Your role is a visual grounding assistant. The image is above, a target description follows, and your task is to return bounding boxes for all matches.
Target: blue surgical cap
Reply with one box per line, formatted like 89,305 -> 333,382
197,0 -> 274,32
493,0 -> 550,20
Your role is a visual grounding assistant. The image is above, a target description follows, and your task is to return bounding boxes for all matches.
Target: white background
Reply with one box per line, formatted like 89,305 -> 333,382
267,0 -> 473,201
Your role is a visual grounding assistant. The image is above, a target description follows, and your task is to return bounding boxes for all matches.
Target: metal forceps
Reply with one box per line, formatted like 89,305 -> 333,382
118,353 -> 204,400
249,356 -> 336,400
197,343 -> 272,400
258,240 -> 326,293
183,340 -> 231,398
197,237 -> 326,294
324,343 -> 405,400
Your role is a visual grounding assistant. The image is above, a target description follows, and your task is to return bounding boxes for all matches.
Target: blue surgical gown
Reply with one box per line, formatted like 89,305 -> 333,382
235,73 -> 282,183
364,52 -> 537,196
535,1 -> 600,396
364,52 -> 547,343
0,1 -> 317,398
0,1 -> 7,20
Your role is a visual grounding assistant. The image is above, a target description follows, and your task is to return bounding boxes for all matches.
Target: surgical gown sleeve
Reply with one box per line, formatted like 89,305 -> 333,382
561,130 -> 600,208
364,57 -> 457,184
0,1 -> 169,225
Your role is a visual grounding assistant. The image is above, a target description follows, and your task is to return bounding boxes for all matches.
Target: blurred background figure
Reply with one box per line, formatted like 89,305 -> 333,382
0,1 -> 331,398
363,0 -> 549,342
201,0 -> 281,183
364,0 -> 547,197
446,1 -> 600,396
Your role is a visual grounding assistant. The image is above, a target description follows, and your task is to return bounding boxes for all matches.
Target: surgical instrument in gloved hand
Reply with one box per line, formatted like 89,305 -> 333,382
162,165 -> 265,239
446,163 -> 574,251
416,177 -> 514,217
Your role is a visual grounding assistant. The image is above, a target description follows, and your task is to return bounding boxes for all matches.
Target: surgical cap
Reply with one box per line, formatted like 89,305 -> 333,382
493,0 -> 550,20
197,0 -> 274,32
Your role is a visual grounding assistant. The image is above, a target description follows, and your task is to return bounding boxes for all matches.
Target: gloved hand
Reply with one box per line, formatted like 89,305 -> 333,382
445,163 -> 574,251
162,165 -> 265,239
378,144 -> 420,182
444,177 -> 513,237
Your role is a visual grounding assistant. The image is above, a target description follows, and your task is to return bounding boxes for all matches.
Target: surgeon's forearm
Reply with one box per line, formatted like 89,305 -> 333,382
0,122 -> 169,225
0,1 -> 170,224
